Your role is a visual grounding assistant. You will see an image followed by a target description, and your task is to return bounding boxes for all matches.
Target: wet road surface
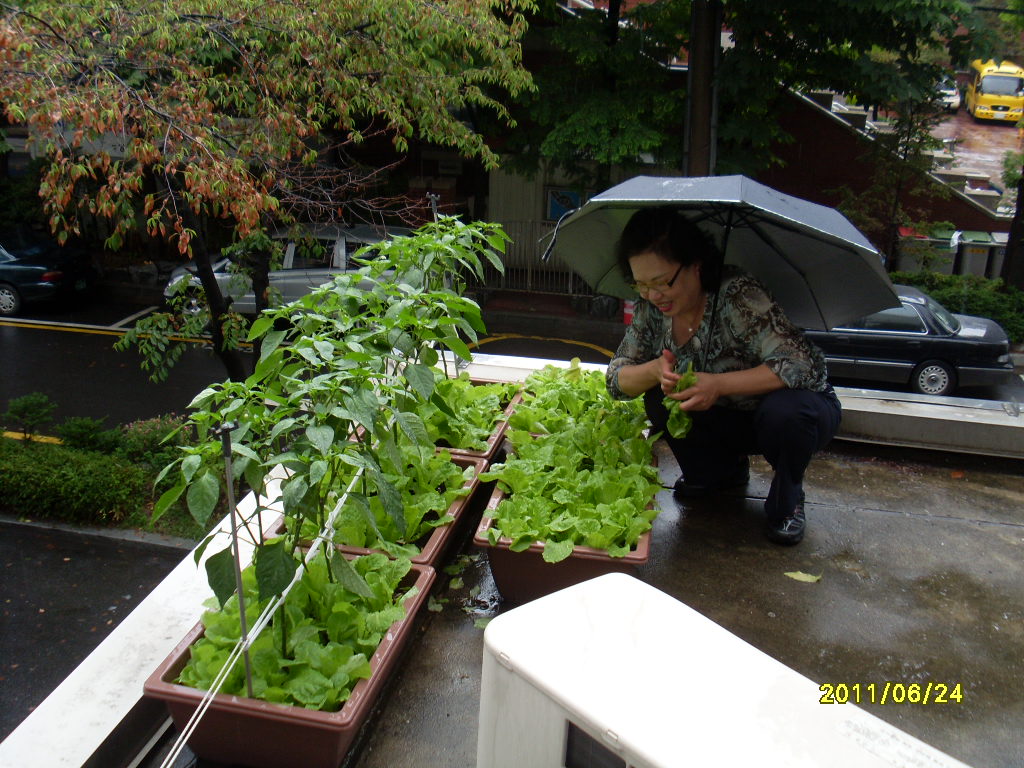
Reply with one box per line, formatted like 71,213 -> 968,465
0,521 -> 186,741
931,108 -> 1020,189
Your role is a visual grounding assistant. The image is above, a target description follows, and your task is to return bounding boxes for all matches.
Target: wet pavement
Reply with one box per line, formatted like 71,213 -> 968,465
0,521 -> 188,741
346,438 -> 1024,768
930,108 -> 1019,190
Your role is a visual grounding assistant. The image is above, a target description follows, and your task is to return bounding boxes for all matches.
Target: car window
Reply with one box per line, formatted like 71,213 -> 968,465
289,238 -> 335,270
922,295 -> 960,334
839,304 -> 927,333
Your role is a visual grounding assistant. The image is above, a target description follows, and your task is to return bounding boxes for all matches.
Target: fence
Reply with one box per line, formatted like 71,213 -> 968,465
474,220 -> 597,297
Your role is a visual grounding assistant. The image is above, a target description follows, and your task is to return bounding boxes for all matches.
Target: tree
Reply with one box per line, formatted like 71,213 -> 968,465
503,0 -> 970,184
495,0 -> 689,190
0,0 -> 534,379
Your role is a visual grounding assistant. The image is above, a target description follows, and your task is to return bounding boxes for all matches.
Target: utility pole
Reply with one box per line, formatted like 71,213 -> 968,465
685,0 -> 722,177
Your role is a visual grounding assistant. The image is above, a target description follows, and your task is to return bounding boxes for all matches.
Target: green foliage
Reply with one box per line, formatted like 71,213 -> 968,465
56,416 -> 123,453
890,271 -> 1024,342
418,374 -> 519,452
292,444 -> 476,558
117,413 -> 189,469
161,217 -> 508,600
663,361 -> 698,439
178,552 -> 415,711
3,392 -> 57,440
499,0 -> 688,185
0,438 -> 149,523
482,362 -> 660,562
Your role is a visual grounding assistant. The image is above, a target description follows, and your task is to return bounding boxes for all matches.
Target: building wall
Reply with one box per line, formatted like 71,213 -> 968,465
756,91 -> 1010,241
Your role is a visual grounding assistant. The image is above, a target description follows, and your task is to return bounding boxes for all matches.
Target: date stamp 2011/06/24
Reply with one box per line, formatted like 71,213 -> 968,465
819,682 -> 964,705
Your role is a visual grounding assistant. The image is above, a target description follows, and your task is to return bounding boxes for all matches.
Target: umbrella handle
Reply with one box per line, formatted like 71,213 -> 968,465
539,206 -> 580,263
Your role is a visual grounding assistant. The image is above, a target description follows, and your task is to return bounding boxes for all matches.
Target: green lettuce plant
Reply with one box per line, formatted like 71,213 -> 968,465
482,363 -> 661,563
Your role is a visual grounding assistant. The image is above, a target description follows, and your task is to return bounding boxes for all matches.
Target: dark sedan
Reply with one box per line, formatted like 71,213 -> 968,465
0,228 -> 93,316
803,285 -> 1014,396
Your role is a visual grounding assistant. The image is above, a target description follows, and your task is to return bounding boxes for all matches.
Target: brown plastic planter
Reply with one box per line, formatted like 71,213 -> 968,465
472,485 -> 652,605
439,379 -> 523,462
336,454 -> 488,567
273,454 -> 488,568
144,564 -> 435,768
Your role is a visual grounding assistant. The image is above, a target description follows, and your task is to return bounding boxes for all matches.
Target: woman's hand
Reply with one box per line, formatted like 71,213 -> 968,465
668,364 -> 786,411
658,349 -> 681,394
669,371 -> 724,411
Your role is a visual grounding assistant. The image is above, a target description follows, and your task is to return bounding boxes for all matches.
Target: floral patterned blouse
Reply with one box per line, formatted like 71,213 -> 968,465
606,266 -> 830,411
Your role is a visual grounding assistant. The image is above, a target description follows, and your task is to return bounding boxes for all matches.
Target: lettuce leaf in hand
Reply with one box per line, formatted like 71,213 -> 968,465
662,361 -> 698,439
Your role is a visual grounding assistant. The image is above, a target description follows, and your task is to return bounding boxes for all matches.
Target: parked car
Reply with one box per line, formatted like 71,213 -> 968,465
0,227 -> 93,316
936,77 -> 962,113
163,223 -> 410,314
803,285 -> 1014,396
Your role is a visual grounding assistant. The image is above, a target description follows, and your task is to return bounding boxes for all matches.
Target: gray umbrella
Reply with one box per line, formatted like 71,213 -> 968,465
544,175 -> 900,330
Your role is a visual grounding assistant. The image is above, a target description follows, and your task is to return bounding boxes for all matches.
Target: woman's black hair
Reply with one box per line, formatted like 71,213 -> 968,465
616,206 -> 722,292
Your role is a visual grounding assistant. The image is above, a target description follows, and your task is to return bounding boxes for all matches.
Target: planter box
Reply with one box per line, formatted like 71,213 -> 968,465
472,485 -> 652,605
275,454 -> 489,568
336,454 -> 488,567
144,563 -> 435,768
437,378 -> 522,462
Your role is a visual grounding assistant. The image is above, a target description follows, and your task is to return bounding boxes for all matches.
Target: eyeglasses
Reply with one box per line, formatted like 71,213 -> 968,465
629,264 -> 684,295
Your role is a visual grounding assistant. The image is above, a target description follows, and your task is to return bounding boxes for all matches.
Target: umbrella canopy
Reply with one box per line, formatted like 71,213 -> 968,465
546,175 -> 900,330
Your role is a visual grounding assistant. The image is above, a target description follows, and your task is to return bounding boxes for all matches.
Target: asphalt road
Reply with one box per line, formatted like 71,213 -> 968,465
0,521 -> 187,742
2,297 -> 1021,432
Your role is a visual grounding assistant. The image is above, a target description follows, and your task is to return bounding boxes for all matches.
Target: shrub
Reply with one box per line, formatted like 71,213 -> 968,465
116,413 -> 189,470
56,416 -> 123,454
0,438 -> 149,523
890,272 -> 1024,343
3,392 -> 56,440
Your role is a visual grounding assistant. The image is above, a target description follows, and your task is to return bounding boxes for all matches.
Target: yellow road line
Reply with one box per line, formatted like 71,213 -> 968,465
0,318 -> 247,346
471,333 -> 614,360
3,431 -> 61,444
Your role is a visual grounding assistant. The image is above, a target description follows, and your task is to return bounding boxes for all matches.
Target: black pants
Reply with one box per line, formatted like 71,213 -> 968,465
644,386 -> 842,521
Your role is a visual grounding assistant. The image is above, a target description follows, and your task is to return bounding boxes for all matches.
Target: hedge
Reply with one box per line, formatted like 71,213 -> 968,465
0,438 -> 150,524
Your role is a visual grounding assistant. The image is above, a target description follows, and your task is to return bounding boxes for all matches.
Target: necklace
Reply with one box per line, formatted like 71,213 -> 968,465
677,294 -> 707,335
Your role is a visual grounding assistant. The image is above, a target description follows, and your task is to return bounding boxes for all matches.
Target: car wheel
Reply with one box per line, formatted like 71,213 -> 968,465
0,283 -> 21,316
911,360 -> 955,396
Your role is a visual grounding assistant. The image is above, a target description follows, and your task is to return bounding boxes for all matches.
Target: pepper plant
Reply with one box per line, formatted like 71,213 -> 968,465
155,216 -> 508,607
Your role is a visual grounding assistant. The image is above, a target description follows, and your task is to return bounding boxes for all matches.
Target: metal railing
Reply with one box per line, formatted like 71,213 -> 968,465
474,220 -> 596,297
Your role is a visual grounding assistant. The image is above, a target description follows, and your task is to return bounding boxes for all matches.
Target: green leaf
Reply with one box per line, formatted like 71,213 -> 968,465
282,475 -> 309,512
784,571 -> 822,583
541,538 -> 574,564
305,425 -> 335,455
395,411 -> 429,447
181,454 -> 202,483
255,539 -> 298,599
205,547 -> 237,607
187,471 -> 220,526
260,329 -> 287,362
329,551 -> 376,599
404,363 -> 436,401
153,481 -> 185,524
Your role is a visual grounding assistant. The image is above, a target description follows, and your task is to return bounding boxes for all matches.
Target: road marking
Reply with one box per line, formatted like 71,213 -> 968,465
471,332 -> 614,359
0,317 -> 211,344
3,430 -> 60,444
110,305 -> 158,328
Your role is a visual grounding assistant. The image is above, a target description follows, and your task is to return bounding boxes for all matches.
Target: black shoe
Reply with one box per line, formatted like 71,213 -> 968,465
672,464 -> 750,499
766,495 -> 806,546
